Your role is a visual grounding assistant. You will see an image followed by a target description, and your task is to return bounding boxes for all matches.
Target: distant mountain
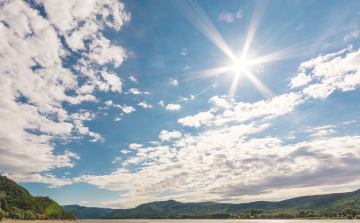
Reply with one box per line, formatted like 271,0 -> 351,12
103,189 -> 360,219
63,205 -> 115,219
0,175 -> 75,220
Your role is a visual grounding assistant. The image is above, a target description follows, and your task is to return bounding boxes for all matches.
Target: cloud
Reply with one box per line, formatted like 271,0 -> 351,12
289,73 -> 312,88
112,157 -> 122,163
344,29 -> 359,41
169,79 -> 178,86
113,104 -> 136,114
158,101 -> 164,107
104,100 -> 113,106
127,88 -> 142,94
165,104 -> 181,110
179,92 -> 303,128
75,129 -> 360,208
138,101 -> 152,108
129,143 -> 143,150
100,70 -> 123,93
79,201 -> 89,205
296,46 -> 360,99
114,117 -> 122,121
306,125 -> 337,137
179,97 -> 188,101
178,111 -> 214,127
158,130 -> 182,141
5,173 -> 73,188
121,150 -> 132,154
125,88 -> 149,95
129,76 -> 137,82
0,0 -> 130,183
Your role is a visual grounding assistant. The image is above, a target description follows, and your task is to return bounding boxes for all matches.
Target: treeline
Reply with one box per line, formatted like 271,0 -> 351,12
0,176 -> 76,221
105,208 -> 360,219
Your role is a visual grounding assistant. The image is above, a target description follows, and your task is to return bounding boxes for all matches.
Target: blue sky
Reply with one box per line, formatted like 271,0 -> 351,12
1,0 -> 360,208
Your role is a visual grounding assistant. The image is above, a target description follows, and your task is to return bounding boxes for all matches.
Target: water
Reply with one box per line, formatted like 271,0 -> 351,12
80,220 -> 360,223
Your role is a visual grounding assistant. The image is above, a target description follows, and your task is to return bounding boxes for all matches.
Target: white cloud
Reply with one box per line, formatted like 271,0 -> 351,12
306,125 -> 337,137
0,0 -> 130,182
112,157 -> 122,163
127,88 -> 142,94
190,95 -> 195,100
104,100 -> 113,106
121,150 -> 132,154
179,92 -> 303,128
179,97 -> 188,101
129,76 -> 137,82
296,47 -> 360,99
158,130 -> 182,141
165,104 -> 181,110
169,79 -> 178,86
75,130 -> 360,208
100,70 -> 123,93
129,143 -> 143,150
114,117 -> 122,121
5,173 -> 73,188
113,104 -> 136,114
138,101 -> 152,108
122,105 -> 136,113
289,73 -> 312,88
178,111 -> 214,127
158,100 -> 164,107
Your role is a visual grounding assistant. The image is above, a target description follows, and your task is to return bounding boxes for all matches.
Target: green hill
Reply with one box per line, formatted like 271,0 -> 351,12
103,189 -> 360,219
0,175 -> 75,220
62,205 -> 115,219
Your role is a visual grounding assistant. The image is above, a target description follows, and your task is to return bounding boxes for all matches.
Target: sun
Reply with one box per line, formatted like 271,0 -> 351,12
232,59 -> 248,73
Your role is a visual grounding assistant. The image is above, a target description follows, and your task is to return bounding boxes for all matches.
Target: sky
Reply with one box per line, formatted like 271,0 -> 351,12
1,0 -> 360,209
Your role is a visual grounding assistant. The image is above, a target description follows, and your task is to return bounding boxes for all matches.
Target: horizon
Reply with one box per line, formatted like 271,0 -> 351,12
63,187 -> 360,209
1,0 -> 360,209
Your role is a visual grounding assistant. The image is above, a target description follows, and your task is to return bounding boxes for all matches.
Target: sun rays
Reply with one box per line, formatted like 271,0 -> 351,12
176,0 -> 305,100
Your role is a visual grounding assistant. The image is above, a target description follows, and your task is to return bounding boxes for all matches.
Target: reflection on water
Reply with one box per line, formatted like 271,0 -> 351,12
80,219 -> 360,223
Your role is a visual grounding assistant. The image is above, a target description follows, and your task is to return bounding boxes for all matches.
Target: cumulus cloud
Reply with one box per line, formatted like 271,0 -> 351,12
169,79 -> 178,86
129,76 -> 137,82
0,0 -> 130,186
158,101 -> 164,107
295,46 -> 360,99
129,143 -> 143,150
289,73 -> 312,88
125,88 -> 149,95
113,104 -> 136,114
138,101 -> 152,108
158,130 -> 182,141
178,112 -> 214,127
165,104 -> 181,110
179,93 -> 303,128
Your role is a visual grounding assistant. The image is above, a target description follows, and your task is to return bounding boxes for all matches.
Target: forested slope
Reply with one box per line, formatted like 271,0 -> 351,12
0,175 -> 75,220
103,189 -> 360,219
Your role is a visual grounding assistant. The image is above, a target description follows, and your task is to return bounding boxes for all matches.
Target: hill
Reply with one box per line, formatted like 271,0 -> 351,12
63,205 -> 115,219
0,175 -> 75,220
103,189 -> 360,219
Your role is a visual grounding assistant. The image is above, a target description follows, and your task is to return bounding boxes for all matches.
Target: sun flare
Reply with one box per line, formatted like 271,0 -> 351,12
233,59 -> 248,73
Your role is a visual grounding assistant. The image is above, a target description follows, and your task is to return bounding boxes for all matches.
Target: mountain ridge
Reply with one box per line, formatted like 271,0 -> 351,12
101,189 -> 360,219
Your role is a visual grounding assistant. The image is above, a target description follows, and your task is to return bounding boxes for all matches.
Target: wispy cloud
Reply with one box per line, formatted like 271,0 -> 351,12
166,104 -> 181,110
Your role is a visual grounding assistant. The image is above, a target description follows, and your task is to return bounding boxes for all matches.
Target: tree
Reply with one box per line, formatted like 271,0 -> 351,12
0,210 -> 5,221
0,199 -> 8,212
